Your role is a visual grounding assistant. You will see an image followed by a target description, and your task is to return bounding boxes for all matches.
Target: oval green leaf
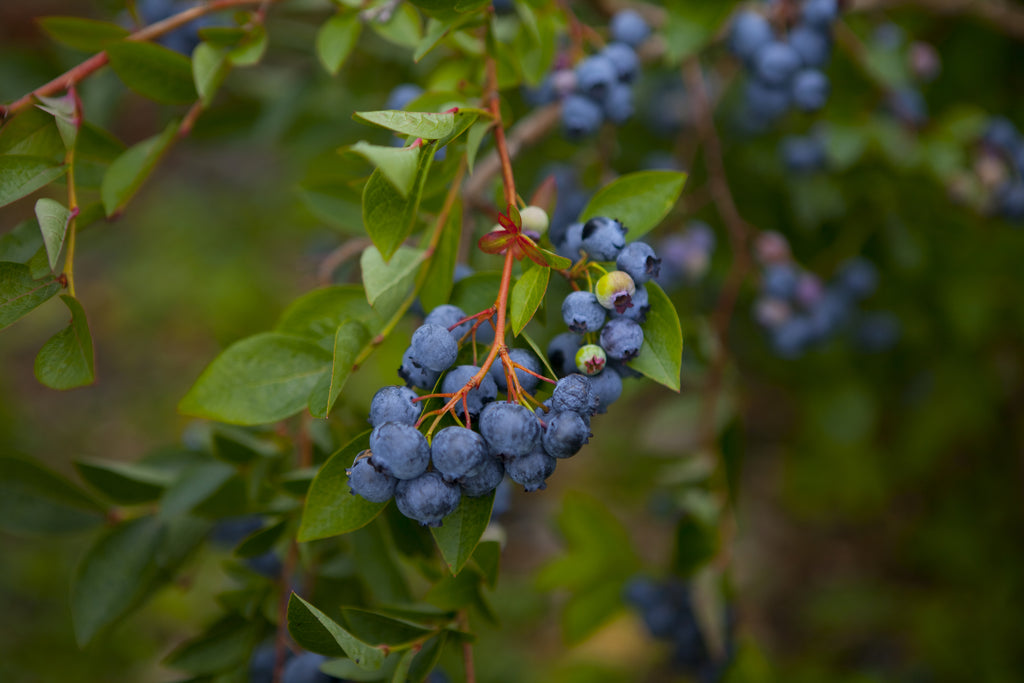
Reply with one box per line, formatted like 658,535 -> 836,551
627,281 -> 683,392
34,295 -> 95,390
287,593 -> 385,670
579,170 -> 688,239
101,120 -> 178,216
0,261 -> 61,330
38,16 -> 129,52
508,262 -> 549,336
317,13 -> 361,75
430,490 -> 496,575
0,154 -> 65,208
106,40 -> 198,104
0,456 -> 106,536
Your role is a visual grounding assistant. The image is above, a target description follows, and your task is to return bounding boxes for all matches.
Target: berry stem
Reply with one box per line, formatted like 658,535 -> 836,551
63,126 -> 79,298
484,56 -> 517,209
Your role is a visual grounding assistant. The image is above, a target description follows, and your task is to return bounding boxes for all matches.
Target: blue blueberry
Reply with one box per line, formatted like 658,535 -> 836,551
772,316 -> 815,358
791,69 -> 829,111
460,454 -> 505,497
424,304 -> 472,342
548,332 -> 583,377
489,348 -> 542,394
561,291 -> 607,334
369,422 -> 430,480
491,0 -> 515,15
762,264 -> 799,299
209,515 -> 264,548
801,0 -> 839,28
807,290 -> 851,339
410,323 -> 459,372
602,83 -> 635,124
581,216 -> 628,260
729,11 -> 774,63
430,426 -> 489,483
982,116 -> 1019,151
789,22 -> 831,68
752,42 -> 801,86
541,410 -> 591,458
611,283 -> 649,322
557,221 -> 586,260
575,55 -> 618,99
347,454 -> 398,502
441,365 -> 498,418
872,22 -> 904,49
395,472 -> 461,527
616,241 -> 661,284
369,385 -> 421,427
249,643 -> 287,683
780,134 -> 826,173
996,181 -> 1024,222
479,401 -> 541,458
551,374 -> 600,415
641,152 -> 683,171
561,94 -> 604,139
835,258 -> 878,299
601,43 -> 640,83
282,652 -> 332,683
490,479 -> 512,518
386,83 -> 423,110
245,551 -> 283,578
855,312 -> 901,352
610,9 -> 651,47
523,75 -> 557,107
398,347 -> 441,390
599,318 -> 644,361
505,447 -> 556,492
589,367 -> 623,413
887,87 -> 928,126
744,79 -> 790,121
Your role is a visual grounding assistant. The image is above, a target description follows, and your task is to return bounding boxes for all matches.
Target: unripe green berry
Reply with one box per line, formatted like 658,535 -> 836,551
520,206 -> 549,235
595,270 -> 637,314
575,344 -> 607,376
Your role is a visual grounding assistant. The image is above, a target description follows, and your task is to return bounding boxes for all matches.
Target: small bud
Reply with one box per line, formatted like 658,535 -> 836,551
595,270 -> 636,313
520,205 -> 549,235
575,344 -> 607,376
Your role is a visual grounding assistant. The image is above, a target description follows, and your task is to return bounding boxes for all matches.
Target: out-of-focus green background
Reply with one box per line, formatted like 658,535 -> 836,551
2,2 -> 1024,682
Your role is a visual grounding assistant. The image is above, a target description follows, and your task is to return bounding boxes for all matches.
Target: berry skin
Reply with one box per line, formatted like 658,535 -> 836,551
575,344 -> 607,376
282,652 -> 332,683
542,410 -> 591,458
835,258 -> 878,299
791,69 -> 829,112
887,87 -> 928,126
616,241 -> 661,284
611,283 -> 649,322
602,83 -> 635,125
561,94 -> 604,139
505,447 -> 557,492
424,304 -> 472,342
430,426 -> 489,483
489,348 -> 542,394
369,385 -> 421,427
548,332 -> 583,377
250,643 -> 289,683
479,401 -> 541,459
729,11 -> 774,63
855,312 -> 901,352
780,135 -> 826,173
348,454 -> 397,502
386,83 -> 423,110
589,367 -> 623,413
581,216 -> 628,261
802,0 -> 839,28
982,117 -> 1019,151
744,79 -> 790,122
575,55 -> 618,99
460,454 -> 505,497
398,347 -> 441,390
410,323 -> 459,372
441,365 -> 498,418
762,264 -> 799,299
772,316 -> 815,358
369,422 -> 430,480
520,205 -> 549,235
997,180 -> 1024,221
610,9 -> 651,47
601,43 -> 640,83
753,41 -> 802,86
595,270 -> 637,313
551,374 -> 600,415
557,221 -> 586,260
599,318 -> 644,361
789,23 -> 831,68
562,291 -> 607,334
395,472 -> 461,527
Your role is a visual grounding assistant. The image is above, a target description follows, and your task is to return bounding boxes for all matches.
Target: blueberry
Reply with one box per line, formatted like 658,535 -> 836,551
982,116 -> 1019,151
595,270 -> 637,313
641,152 -> 683,171
541,410 -> 591,458
835,258 -> 878,299
623,576 -> 662,609
772,316 -> 815,357
369,385 -> 421,427
780,134 -> 826,173
489,348 -> 542,394
490,479 -> 512,518
347,454 -> 398,502
249,643 -> 289,683
616,241 -> 661,284
575,54 -> 618,99
395,471 -> 461,527
908,41 -> 941,82
551,374 -> 599,415
491,0 -> 515,15
505,447 -> 557,492
369,422 -> 430,480
602,83 -> 635,124
580,216 -> 628,260
209,515 -> 264,548
561,291 -> 607,333
424,304 -> 472,342
460,454 -> 505,497
789,22 -> 831,68
441,365 -> 498,418
548,332 -> 583,377
386,83 -> 423,110
855,312 -> 901,352
245,551 -> 283,578
557,221 -> 586,260
523,75 -> 557,106
807,289 -> 851,339
479,401 -> 541,459
589,366 -> 623,413
599,318 -> 644,361
791,69 -> 829,111
282,652 -> 332,683
996,180 -> 1024,221
887,87 -> 928,126
795,273 -> 824,308
612,283 -> 649,322
610,9 -> 651,47
410,323 -> 459,372
801,0 -> 839,28
754,296 -> 791,328
562,94 -> 604,139
601,43 -> 640,83
744,79 -> 790,122
575,344 -> 608,376
729,11 -> 774,62
398,347 -> 441,390
872,22 -> 904,49
752,41 -> 802,86
762,264 -> 800,299
430,426 -> 489,482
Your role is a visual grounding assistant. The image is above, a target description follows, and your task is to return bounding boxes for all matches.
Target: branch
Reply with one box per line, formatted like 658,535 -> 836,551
849,0 -> 1024,41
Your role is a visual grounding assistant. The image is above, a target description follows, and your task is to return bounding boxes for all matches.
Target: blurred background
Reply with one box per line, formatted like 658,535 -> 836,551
2,1 -> 1024,682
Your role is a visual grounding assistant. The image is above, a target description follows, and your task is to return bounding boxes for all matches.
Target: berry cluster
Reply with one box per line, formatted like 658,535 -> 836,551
654,220 -> 716,290
730,0 -> 838,126
978,117 -> 1024,223
624,576 -> 735,682
779,130 -> 827,174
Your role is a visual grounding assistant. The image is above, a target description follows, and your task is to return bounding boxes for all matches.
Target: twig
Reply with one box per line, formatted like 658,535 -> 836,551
316,237 -> 373,286
850,0 -> 1024,41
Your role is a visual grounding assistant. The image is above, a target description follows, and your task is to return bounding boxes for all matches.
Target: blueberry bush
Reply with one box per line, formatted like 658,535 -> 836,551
2,1 -> 1024,682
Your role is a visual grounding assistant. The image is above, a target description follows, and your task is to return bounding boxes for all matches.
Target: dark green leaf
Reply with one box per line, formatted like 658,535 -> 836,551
0,261 -> 60,330
38,16 -> 130,52
160,461 -> 237,518
509,262 -> 549,336
390,649 -> 415,683
106,40 -> 198,104
74,458 -> 172,504
164,614 -> 260,675
579,171 -> 687,240
354,110 -> 456,140
35,93 -> 78,149
34,295 -> 96,389
299,431 -> 387,542
628,282 -> 683,392
360,245 -> 425,309
34,197 -> 71,270
101,120 -> 178,216
317,13 -> 361,75
561,583 -> 622,645
340,608 -> 434,647
287,594 -> 385,670
0,220 -> 43,263
407,632 -> 447,682
362,143 -> 436,261
179,332 -> 331,425
275,285 -> 377,347
351,523 -> 413,604
449,272 -> 500,317
192,42 -> 230,107
472,540 -> 501,588
308,319 -> 372,418
419,197 -> 461,312
425,566 -> 485,610
349,141 -> 419,197
0,108 -> 63,158
0,456 -> 106,536
671,514 -> 718,577
430,491 -> 494,575
0,154 -> 65,208
234,518 -> 287,558
72,516 -> 165,645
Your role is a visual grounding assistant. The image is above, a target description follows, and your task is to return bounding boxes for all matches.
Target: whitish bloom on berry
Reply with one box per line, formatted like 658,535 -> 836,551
575,344 -> 607,376
520,206 -> 549,235
595,270 -> 637,313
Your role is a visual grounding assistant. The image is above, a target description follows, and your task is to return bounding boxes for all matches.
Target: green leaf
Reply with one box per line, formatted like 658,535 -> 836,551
464,120 -> 492,175
407,632 -> 448,682
349,141 -> 418,197
192,42 -> 230,107
391,650 -> 415,683
360,245 -> 425,309
339,608 -> 434,647
536,247 -> 571,270
354,110 -> 456,139
39,16 -> 130,52
160,461 -> 237,518
430,491 -> 495,575
362,144 -> 436,261
72,516 -> 165,645
34,197 -> 71,270
74,458 -> 172,504
228,24 -> 268,66
34,295 -> 95,389
299,431 -> 387,542
308,320 -> 372,418
0,457 -> 106,536
179,332 -> 331,425
671,514 -> 719,577
472,540 -> 501,588
508,262 -> 549,336
0,155 -> 65,208
287,594 -> 385,670
317,13 -> 361,75
234,518 -> 287,558
0,261 -> 60,330
101,120 -> 178,216
628,281 -> 683,392
419,197 -> 461,312
275,285 -> 377,347
425,566 -> 488,611
164,614 -> 260,675
0,109 -> 63,158
368,3 -> 423,49
106,40 -> 198,104
35,93 -> 79,149
580,170 -> 687,240
561,583 -> 623,645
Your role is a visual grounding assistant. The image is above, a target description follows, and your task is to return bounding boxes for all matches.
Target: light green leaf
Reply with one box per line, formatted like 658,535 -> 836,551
509,262 -> 549,336
360,245 -> 425,309
228,24 -> 268,66
0,155 -> 65,208
179,332 -> 331,425
101,120 -> 178,216
36,93 -> 79,149
419,197 -> 461,312
350,141 -> 419,197
627,281 -> 682,392
34,198 -> 71,270
0,108 -> 64,158
369,2 -> 422,49
0,457 -> 106,536
362,143 -> 436,261
0,261 -> 60,330
464,120 -> 492,175
287,594 -> 385,670
580,170 -> 688,239
354,110 -> 455,139
74,458 -> 173,504
275,285 -> 377,347
34,295 -> 95,389
299,431 -> 386,541
192,42 -> 230,107
317,13 -> 362,75
308,320 -> 372,418
536,248 -> 571,270
106,40 -> 198,104
38,16 -> 130,52
430,491 -> 495,575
